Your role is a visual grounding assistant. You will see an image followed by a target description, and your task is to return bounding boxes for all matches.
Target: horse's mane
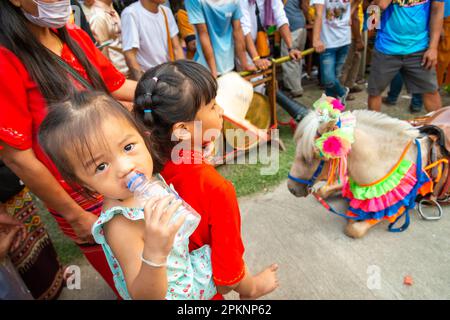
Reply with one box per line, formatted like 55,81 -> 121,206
294,109 -> 419,161
352,110 -> 419,139
293,112 -> 320,162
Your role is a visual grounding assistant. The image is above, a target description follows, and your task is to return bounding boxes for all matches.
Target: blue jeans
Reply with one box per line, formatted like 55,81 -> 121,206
386,72 -> 423,107
319,45 -> 350,98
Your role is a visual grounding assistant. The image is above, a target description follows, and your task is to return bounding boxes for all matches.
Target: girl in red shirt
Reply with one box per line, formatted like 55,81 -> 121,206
0,0 -> 137,297
133,60 -> 279,299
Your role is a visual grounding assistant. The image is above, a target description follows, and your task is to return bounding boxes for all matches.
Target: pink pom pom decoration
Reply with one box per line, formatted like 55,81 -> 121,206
322,136 -> 344,157
331,99 -> 345,111
322,136 -> 350,158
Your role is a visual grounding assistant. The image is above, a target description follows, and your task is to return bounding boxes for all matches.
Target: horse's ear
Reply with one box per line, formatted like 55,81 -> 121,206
317,119 -> 337,136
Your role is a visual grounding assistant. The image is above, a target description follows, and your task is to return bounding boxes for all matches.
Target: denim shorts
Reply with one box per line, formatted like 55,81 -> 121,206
368,49 -> 439,96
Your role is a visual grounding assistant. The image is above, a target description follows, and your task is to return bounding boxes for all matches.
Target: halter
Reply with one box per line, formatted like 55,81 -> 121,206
288,160 -> 325,190
287,110 -> 348,190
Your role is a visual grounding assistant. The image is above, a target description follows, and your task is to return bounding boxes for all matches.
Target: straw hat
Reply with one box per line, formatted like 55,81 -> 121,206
216,72 -> 254,121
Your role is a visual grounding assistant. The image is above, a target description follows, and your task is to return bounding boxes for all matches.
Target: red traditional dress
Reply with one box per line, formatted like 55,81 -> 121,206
161,150 -> 246,299
0,24 -> 125,297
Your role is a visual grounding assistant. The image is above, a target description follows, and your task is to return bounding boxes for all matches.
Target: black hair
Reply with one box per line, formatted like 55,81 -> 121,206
169,0 -> 185,13
133,60 -> 217,163
0,1 -> 109,104
39,91 -> 161,197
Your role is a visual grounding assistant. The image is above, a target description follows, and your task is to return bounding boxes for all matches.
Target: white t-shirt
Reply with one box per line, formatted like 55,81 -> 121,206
121,2 -> 179,71
310,0 -> 351,49
239,0 -> 289,41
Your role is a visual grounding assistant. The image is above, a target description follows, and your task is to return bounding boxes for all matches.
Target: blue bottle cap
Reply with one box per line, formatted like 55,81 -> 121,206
126,171 -> 144,190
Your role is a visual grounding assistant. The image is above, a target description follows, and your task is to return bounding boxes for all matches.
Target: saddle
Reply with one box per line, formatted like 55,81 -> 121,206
409,107 -> 450,203
410,107 -> 450,155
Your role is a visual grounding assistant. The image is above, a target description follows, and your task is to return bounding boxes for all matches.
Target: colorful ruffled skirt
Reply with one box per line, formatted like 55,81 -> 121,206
342,158 -> 432,227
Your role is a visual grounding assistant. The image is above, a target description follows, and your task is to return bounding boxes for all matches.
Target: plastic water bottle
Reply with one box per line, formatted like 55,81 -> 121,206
0,257 -> 33,300
126,172 -> 201,242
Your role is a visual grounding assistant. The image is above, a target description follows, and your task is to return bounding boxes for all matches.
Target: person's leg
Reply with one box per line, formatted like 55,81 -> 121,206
297,28 -> 307,88
423,92 -> 442,112
386,72 -> 403,103
409,93 -> 424,113
332,44 -> 351,102
320,48 -> 339,97
340,42 -> 355,87
281,28 -> 303,96
401,50 -> 441,112
314,52 -> 322,86
345,44 -> 362,89
335,44 -> 350,91
368,95 -> 383,111
367,49 -> 402,111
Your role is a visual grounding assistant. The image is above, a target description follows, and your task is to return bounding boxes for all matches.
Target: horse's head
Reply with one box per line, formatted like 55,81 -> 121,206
288,112 -> 337,197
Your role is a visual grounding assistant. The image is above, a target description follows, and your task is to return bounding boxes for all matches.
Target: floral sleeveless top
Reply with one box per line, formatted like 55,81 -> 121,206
92,206 -> 217,300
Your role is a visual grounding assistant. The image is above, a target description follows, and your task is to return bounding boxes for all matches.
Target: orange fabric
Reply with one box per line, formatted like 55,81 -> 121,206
418,180 -> 434,196
424,158 -> 448,183
161,151 -> 246,290
363,207 -> 405,225
437,17 -> 450,86
176,9 -> 195,40
176,9 -> 196,59
346,206 -> 407,225
256,31 -> 270,57
161,7 -> 175,61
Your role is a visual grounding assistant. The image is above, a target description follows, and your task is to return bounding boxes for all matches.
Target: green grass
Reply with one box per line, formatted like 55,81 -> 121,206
217,124 -> 296,197
35,107 -> 298,264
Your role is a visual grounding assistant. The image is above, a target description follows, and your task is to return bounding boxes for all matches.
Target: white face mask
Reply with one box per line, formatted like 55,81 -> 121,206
22,0 -> 72,29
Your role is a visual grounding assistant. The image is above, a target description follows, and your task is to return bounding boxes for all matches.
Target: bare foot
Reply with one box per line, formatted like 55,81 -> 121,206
241,264 -> 279,300
344,220 -> 378,238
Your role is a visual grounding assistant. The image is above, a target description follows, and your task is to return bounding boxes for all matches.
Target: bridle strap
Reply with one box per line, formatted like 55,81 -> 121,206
288,160 -> 325,187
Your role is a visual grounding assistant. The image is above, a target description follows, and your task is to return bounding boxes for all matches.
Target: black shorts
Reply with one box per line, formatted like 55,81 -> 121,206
368,49 -> 439,96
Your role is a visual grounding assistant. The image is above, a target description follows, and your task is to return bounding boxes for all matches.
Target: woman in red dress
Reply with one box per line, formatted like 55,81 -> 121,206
0,0 -> 137,297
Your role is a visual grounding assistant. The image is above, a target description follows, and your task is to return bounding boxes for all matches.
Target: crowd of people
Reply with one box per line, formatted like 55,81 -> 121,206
0,0 -> 449,300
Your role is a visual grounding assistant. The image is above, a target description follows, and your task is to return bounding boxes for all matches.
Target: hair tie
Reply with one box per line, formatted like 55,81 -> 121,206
144,92 -> 152,98
144,109 -> 152,114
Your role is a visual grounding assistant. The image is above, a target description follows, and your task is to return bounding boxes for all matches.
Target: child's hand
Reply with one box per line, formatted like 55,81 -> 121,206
142,195 -> 185,265
240,264 -> 279,300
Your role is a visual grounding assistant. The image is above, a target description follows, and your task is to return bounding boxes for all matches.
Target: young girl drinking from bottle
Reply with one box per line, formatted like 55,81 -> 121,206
38,91 -> 216,300
133,60 -> 279,299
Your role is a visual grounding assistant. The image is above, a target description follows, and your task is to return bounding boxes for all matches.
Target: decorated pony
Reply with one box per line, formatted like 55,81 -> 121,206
287,95 -> 440,238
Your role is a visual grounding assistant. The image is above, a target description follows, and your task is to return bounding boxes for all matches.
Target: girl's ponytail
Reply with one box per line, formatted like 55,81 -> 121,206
134,77 -> 159,126
133,60 -> 217,163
